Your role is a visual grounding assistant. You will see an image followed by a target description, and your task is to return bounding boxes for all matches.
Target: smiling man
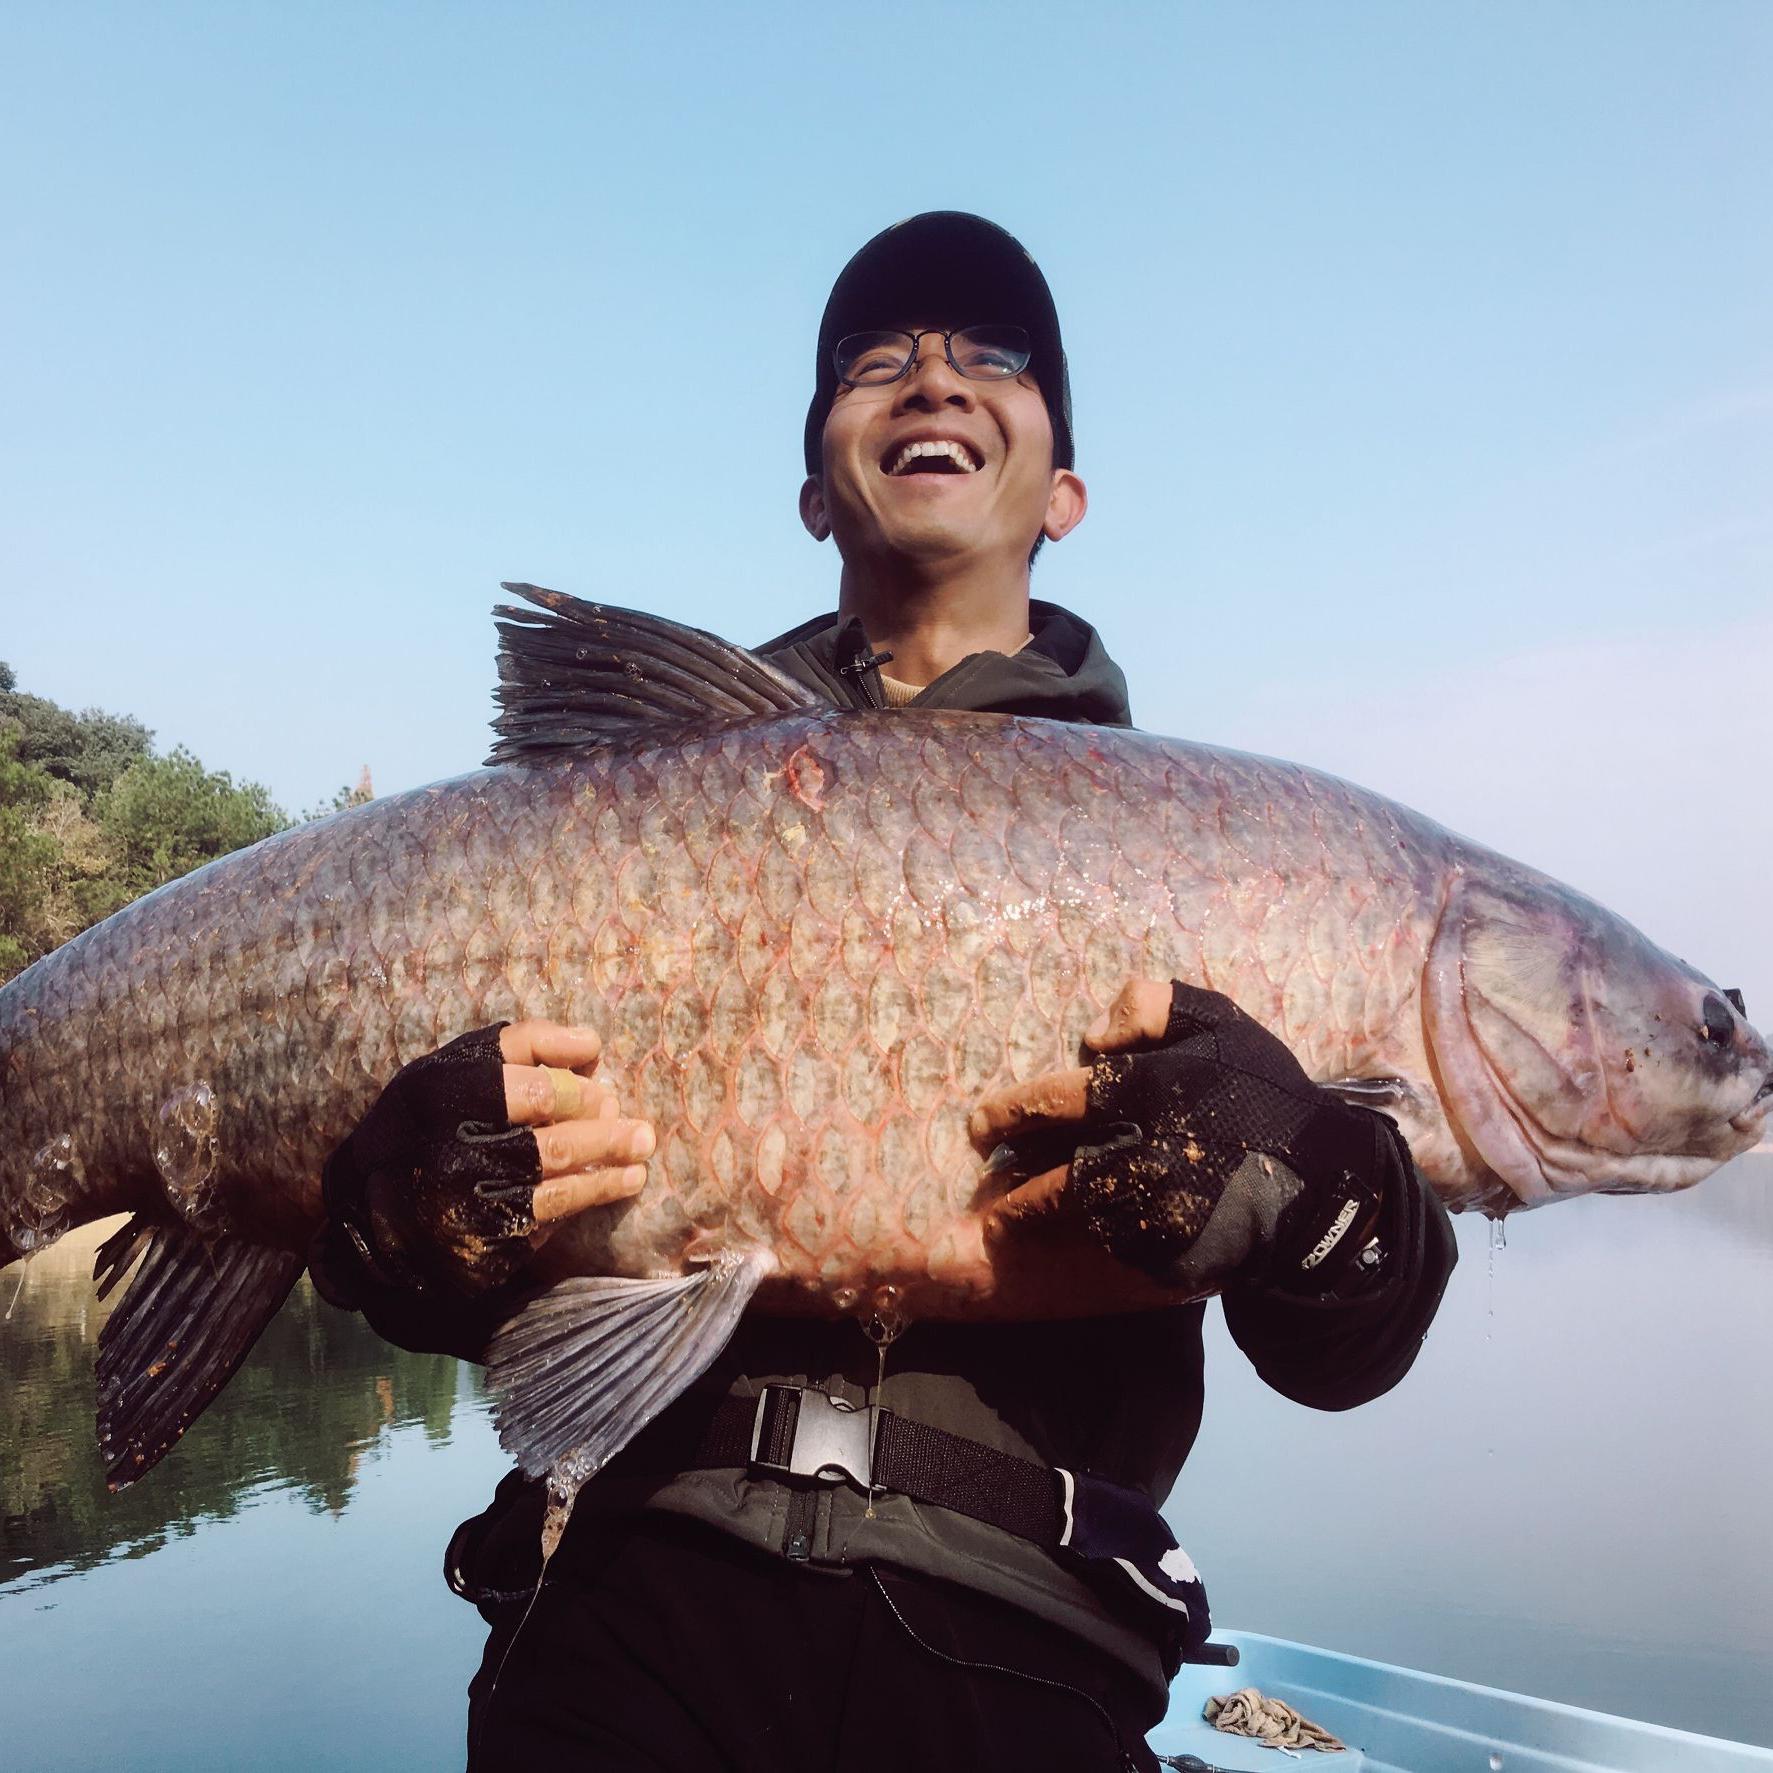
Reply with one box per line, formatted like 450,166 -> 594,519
776,214 -> 1093,709
312,212 -> 1456,1772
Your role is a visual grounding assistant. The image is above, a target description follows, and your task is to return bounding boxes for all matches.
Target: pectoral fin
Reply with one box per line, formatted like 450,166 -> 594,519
1321,1076 -> 1411,1111
94,1214 -> 303,1490
486,1249 -> 772,1486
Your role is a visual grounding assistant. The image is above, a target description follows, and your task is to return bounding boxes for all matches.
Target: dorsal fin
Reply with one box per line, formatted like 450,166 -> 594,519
487,583 -> 830,764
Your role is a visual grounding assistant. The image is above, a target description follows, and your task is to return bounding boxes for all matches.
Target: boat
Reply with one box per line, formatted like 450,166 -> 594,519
1155,1632 -> 1773,1771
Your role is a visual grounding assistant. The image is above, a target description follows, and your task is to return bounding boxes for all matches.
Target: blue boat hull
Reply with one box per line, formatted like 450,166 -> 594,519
1157,1633 -> 1773,1772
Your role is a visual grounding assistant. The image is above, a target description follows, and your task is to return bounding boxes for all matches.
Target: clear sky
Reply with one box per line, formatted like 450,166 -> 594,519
3,2 -> 1769,1012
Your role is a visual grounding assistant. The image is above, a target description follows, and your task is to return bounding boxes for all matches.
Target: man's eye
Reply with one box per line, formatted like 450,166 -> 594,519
960,350 -> 1016,374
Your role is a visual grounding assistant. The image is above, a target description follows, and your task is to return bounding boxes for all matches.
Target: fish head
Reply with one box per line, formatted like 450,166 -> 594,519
1422,867 -> 1769,1212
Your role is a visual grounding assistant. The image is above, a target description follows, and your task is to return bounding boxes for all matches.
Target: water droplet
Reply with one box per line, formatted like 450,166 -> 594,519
830,1285 -> 860,1313
1485,1216 -> 1497,1337
4,1254 -> 32,1320
17,1134 -> 82,1246
864,1283 -> 906,1349
1490,1753 -> 1505,1771
154,1081 -> 223,1229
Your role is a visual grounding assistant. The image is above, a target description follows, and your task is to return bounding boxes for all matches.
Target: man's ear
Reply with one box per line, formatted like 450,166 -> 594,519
799,476 -> 831,542
1042,469 -> 1088,544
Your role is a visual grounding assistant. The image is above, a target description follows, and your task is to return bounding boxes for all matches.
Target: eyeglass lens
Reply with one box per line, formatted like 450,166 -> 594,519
836,325 -> 1030,386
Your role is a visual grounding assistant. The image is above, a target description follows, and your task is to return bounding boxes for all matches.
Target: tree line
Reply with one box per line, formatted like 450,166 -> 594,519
0,663 -> 368,984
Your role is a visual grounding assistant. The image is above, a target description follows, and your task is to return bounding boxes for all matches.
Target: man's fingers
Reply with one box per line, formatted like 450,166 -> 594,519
498,1021 -> 646,1229
983,1166 -> 1071,1237
500,1019 -> 603,1071
534,1116 -> 655,1178
1083,979 -> 1173,1053
968,1068 -> 1091,1149
503,1064 -> 617,1126
501,1021 -> 611,1130
529,1113 -> 655,1224
533,1165 -> 649,1225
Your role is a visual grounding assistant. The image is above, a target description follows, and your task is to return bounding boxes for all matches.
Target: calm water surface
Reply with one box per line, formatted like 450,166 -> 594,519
4,1153 -> 1770,1766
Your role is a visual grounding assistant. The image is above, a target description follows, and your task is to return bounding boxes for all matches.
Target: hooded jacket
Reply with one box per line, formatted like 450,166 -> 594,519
322,599 -> 1454,1702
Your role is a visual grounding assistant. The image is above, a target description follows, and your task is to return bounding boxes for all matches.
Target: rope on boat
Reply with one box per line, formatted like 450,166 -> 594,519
1204,1686 -> 1347,1753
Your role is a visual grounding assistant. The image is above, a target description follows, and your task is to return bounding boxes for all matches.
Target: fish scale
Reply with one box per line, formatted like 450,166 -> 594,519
2,593 -> 1766,1490
0,710 -> 1436,1290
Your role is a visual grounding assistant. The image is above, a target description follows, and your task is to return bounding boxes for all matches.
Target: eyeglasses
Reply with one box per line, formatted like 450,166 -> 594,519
834,324 -> 1032,388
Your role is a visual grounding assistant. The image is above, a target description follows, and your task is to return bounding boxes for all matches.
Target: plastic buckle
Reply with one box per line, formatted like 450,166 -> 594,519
749,1384 -> 874,1487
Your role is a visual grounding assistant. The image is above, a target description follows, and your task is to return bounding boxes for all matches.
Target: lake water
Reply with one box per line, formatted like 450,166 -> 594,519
4,1152 -> 1770,1767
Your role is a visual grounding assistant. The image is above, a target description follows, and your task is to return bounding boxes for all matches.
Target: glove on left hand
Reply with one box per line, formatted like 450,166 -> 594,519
321,1025 -> 542,1298
1069,983 -> 1403,1295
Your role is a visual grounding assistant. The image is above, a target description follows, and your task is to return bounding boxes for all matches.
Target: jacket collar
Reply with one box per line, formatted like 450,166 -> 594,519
755,600 -> 1133,727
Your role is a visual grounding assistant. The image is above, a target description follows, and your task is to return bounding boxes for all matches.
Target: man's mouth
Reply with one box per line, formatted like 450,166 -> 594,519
882,438 -> 982,476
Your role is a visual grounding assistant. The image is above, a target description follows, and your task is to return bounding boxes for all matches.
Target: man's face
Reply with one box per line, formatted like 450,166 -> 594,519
802,321 -> 1085,571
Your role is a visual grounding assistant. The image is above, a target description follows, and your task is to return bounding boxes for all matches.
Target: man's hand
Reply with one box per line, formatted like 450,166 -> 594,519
969,978 -> 1177,1223
970,979 -> 1404,1297
498,1022 -> 655,1227
321,1020 -> 655,1298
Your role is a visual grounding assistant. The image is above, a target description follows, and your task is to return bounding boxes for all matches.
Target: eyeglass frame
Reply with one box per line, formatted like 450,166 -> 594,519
832,323 -> 1033,390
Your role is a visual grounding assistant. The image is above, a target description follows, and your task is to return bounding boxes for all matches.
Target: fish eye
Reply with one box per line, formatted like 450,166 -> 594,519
1699,993 -> 1736,1045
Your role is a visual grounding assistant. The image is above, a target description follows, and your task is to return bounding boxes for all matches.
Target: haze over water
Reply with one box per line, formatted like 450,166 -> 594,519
3,1153 -> 1768,1767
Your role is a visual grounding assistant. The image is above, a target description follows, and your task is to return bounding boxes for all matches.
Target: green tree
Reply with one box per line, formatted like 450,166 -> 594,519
0,666 -> 152,800
0,735 -> 59,977
0,667 -> 294,983
97,748 -> 287,899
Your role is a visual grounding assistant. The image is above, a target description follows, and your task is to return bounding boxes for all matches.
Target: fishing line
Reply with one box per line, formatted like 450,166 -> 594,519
862,1287 -> 904,1522
474,1477 -> 577,1751
830,1297 -> 909,1565
865,1565 -> 1142,1772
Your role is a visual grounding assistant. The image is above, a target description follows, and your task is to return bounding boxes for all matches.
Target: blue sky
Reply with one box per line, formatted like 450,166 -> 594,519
3,1 -> 1769,1011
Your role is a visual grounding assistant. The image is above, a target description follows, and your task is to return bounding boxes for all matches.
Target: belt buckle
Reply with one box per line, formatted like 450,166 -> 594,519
748,1384 -> 874,1488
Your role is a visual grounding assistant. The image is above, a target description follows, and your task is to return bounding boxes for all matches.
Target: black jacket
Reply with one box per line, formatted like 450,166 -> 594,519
319,599 -> 1455,1696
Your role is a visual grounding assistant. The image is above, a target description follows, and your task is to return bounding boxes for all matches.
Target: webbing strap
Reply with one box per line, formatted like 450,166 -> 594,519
693,1390 -> 1064,1547
873,1410 -> 1061,1543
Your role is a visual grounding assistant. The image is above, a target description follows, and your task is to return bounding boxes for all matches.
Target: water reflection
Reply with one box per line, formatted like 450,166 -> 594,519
3,1160 -> 1770,1762
2,1222 -> 473,1594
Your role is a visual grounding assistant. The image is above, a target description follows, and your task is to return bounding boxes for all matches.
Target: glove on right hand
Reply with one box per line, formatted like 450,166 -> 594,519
1069,983 -> 1402,1295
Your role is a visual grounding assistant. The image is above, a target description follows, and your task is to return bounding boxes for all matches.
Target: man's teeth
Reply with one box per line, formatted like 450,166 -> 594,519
888,439 -> 980,475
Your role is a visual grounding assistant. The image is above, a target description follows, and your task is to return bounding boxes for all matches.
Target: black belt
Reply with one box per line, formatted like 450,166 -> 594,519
692,1384 -> 1065,1548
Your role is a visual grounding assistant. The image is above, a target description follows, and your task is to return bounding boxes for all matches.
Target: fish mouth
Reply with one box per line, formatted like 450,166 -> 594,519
1731,1082 -> 1772,1140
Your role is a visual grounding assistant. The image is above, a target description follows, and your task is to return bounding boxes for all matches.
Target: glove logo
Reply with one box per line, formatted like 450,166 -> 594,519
1299,1195 -> 1361,1272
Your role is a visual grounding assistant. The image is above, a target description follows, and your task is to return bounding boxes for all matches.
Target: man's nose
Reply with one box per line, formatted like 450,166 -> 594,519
893,337 -> 975,415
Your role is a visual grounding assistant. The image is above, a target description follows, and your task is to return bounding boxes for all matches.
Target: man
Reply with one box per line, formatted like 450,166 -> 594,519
311,212 -> 1456,1771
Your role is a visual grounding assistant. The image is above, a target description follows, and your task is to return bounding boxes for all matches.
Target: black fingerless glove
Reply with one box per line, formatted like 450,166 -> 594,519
1070,983 -> 1410,1297
315,1024 -> 543,1299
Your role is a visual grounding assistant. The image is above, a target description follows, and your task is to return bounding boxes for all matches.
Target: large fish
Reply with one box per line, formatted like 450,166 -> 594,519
2,589 -> 1767,1496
